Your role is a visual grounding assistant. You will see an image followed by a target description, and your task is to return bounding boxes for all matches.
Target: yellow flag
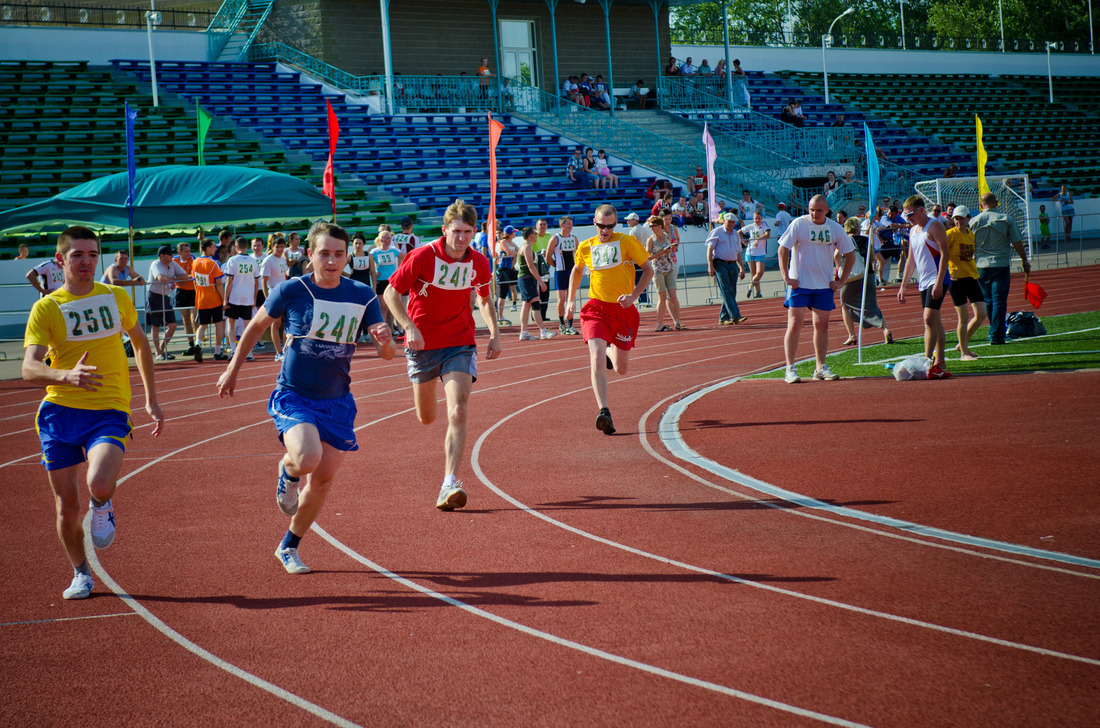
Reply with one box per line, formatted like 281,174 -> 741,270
975,115 -> 990,196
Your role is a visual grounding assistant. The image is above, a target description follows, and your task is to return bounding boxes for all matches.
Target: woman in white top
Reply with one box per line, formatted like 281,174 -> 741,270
261,236 -> 290,361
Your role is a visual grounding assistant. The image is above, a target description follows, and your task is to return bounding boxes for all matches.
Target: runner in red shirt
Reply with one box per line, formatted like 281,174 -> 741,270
385,200 -> 502,511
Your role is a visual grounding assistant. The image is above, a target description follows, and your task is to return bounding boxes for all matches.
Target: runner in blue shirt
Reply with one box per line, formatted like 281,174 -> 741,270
216,222 -> 395,574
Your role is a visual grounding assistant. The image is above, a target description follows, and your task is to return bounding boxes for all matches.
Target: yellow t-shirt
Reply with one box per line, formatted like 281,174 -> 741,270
24,282 -> 138,413
946,227 -> 979,280
575,232 -> 649,303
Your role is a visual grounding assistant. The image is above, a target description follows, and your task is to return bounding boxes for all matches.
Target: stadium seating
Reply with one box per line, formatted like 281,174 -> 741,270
110,60 -> 653,231
778,71 -> 1100,197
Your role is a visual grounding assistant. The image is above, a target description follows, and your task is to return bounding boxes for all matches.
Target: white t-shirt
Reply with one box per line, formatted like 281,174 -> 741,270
778,216 -> 854,290
910,219 -> 949,291
861,217 -> 885,251
33,259 -> 66,293
773,210 -> 793,239
261,253 -> 289,290
740,221 -> 770,257
224,253 -> 261,306
738,198 -> 761,221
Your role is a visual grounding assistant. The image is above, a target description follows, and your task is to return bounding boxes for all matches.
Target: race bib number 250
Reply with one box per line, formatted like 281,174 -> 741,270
58,293 -> 122,342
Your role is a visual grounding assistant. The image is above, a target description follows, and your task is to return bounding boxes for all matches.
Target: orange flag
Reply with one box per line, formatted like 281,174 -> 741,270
487,112 -> 504,245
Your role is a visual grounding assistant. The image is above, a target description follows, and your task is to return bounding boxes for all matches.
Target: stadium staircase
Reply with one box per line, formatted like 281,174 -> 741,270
778,71 -> 1100,198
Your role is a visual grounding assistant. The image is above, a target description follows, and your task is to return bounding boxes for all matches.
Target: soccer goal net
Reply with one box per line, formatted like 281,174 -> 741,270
914,174 -> 1033,257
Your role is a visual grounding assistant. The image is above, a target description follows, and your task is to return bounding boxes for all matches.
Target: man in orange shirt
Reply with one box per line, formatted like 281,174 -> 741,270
191,238 -> 228,362
173,241 -> 198,356
566,204 -> 654,435
476,57 -> 494,100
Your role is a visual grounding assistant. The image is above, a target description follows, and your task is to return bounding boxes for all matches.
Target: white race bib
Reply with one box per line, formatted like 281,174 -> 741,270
559,235 -> 577,252
193,271 -> 211,287
286,249 -> 303,263
807,223 -> 834,245
235,260 -> 257,276
590,241 -> 623,270
430,257 -> 474,291
57,293 -> 122,342
307,298 -> 367,345
352,255 -> 370,271
374,250 -> 398,267
48,267 -> 66,288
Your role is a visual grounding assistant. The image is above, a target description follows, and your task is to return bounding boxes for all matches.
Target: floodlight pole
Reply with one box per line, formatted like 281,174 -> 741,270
998,0 -> 1005,52
145,0 -> 159,107
380,0 -> 394,114
822,8 -> 853,105
1090,0 -> 1095,54
899,0 -> 905,50
1046,42 -> 1054,103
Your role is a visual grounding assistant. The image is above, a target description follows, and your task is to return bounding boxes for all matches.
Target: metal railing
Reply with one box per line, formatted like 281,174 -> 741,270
507,81 -> 803,215
389,75 -> 501,113
207,0 -> 248,60
0,2 -> 211,29
670,27 -> 1094,55
657,74 -> 750,111
248,42 -> 385,98
235,0 -> 273,62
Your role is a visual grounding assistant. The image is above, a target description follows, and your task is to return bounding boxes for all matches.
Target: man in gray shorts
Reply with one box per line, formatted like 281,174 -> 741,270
384,200 -> 502,510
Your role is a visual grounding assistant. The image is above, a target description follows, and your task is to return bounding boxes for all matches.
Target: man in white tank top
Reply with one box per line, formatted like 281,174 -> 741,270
896,195 -> 952,379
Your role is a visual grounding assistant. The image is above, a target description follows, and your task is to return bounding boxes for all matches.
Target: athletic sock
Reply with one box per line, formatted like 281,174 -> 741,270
567,318 -> 574,329
559,317 -> 565,327
74,560 -> 91,577
280,531 -> 302,550
442,474 -> 456,489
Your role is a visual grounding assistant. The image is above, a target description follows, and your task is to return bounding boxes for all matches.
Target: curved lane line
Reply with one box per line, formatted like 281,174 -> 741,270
468,382 -> 1100,667
311,524 -> 872,728
660,377 -> 1100,571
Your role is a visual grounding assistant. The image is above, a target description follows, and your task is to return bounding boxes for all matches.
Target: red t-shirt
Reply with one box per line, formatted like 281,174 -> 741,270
388,237 -> 492,350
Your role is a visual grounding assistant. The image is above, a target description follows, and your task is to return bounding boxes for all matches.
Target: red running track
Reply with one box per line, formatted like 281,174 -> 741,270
1,266 -> 1098,727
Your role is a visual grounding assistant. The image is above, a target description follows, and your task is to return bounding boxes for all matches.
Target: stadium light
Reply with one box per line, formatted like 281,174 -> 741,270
899,0 -> 905,50
998,0 -> 1004,52
144,0 -> 159,107
822,8 -> 854,105
1046,42 -> 1054,103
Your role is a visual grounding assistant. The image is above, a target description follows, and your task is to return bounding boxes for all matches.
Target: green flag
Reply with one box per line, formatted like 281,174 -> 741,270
197,101 -> 213,166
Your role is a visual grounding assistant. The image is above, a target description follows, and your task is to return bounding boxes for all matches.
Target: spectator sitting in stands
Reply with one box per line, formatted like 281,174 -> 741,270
665,56 -> 681,76
651,191 -> 673,218
687,165 -> 708,197
629,79 -> 649,109
943,163 -> 959,178
594,149 -> 618,188
592,75 -> 612,111
843,170 -> 861,185
567,147 -> 588,190
688,192 -> 707,227
680,57 -> 696,75
697,59 -> 713,75
832,114 -> 846,127
732,59 -> 746,77
16,243 -> 29,260
577,73 -> 594,107
646,178 -> 675,201
823,171 -> 841,196
671,197 -> 688,227
562,75 -> 583,104
501,77 -> 514,110
583,147 -> 603,189
713,59 -> 727,78
780,97 -> 805,127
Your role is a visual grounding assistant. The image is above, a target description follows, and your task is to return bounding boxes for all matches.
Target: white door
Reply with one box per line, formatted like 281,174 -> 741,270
500,19 -> 537,87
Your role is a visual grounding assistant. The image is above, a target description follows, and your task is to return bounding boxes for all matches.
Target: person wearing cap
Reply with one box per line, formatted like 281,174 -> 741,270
970,192 -> 1028,346
774,201 -> 793,240
146,245 -> 191,361
566,204 -> 653,435
944,205 -> 986,361
777,195 -> 856,383
704,212 -> 748,325
391,217 -> 420,257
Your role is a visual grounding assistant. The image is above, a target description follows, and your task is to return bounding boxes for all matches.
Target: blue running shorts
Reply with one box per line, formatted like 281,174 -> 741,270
36,402 -> 131,471
268,388 -> 358,452
784,287 -> 836,311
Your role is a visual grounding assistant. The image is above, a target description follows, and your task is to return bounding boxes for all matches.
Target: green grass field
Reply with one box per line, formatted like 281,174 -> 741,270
751,310 -> 1100,380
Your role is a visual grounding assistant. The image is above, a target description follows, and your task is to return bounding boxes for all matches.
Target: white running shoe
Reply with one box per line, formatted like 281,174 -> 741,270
784,368 -> 801,384
246,352 -> 254,361
274,353 -> 284,362
276,464 -> 300,516
275,546 -> 310,574
63,573 -> 94,600
90,500 -> 116,549
813,365 -> 840,381
518,331 -> 538,341
539,329 -> 558,340
435,481 -> 468,511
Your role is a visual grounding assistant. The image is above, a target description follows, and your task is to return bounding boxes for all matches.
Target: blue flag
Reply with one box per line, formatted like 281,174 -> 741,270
125,101 -> 138,229
863,122 -> 879,219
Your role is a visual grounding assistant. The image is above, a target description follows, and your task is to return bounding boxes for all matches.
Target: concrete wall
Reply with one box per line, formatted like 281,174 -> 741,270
672,43 -> 1100,78
0,26 -> 207,64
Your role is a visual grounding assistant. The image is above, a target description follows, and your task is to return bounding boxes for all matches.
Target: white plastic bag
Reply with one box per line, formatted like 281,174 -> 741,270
892,356 -> 932,381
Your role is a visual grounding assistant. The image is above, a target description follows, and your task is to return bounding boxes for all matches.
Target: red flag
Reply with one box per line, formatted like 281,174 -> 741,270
487,112 -> 504,246
323,99 -> 340,219
1024,274 -> 1047,309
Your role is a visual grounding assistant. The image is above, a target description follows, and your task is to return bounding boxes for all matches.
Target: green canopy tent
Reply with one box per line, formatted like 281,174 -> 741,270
0,165 -> 333,238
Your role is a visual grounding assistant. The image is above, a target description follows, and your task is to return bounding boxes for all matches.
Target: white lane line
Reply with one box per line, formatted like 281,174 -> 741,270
84,422 -> 362,728
1,612 -> 138,627
660,377 -> 1100,572
468,384 -> 1100,667
311,524 -> 873,728
635,388 -> 1100,581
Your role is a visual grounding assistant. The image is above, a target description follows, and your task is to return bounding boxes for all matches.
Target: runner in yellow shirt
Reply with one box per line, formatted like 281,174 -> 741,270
22,226 -> 163,600
566,204 -> 654,435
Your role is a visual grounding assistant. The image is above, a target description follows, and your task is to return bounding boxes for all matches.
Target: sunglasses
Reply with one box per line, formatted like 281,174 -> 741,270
594,222 -> 617,230
901,210 -> 914,219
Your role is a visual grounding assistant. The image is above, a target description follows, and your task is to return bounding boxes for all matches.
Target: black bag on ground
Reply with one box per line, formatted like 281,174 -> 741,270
1006,311 -> 1047,338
